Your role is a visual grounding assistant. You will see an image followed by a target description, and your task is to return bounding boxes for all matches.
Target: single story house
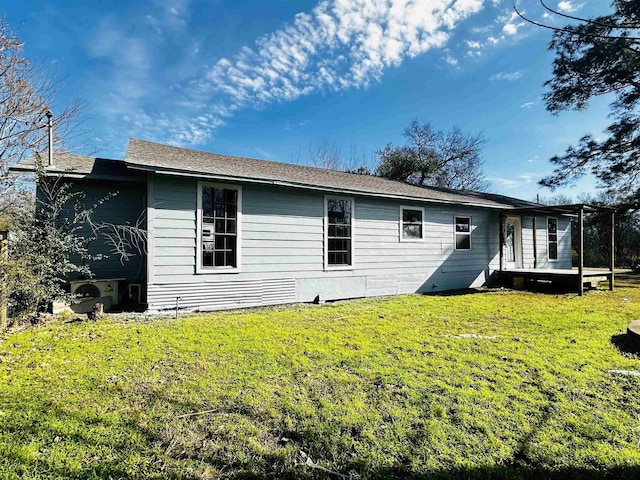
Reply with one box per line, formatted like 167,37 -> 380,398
13,138 -> 578,312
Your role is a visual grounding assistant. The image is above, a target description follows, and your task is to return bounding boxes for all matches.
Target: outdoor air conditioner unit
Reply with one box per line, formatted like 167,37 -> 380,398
69,279 -> 122,313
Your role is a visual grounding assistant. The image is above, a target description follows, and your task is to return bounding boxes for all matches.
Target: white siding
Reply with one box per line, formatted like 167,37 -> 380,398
146,174 -> 506,311
521,215 -> 572,269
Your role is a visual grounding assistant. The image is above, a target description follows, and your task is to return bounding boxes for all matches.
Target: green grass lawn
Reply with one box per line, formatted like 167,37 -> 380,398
2,281 -> 640,479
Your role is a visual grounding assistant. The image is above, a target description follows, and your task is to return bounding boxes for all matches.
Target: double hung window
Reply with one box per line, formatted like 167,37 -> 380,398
547,217 -> 558,260
401,207 -> 424,241
455,216 -> 472,250
198,183 -> 241,272
325,197 -> 353,268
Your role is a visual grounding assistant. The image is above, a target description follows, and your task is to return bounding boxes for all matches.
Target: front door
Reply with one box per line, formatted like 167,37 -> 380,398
505,216 -> 522,269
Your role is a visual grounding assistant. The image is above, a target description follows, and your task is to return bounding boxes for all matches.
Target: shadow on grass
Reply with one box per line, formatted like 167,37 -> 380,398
611,332 -> 640,357
3,392 -> 640,480
424,288 -> 489,297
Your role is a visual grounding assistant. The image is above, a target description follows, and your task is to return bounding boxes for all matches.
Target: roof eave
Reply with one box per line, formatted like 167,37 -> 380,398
126,162 -> 521,210
9,164 -> 146,184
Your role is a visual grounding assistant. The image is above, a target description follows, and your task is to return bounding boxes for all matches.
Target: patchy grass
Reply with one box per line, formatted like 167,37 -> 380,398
2,281 -> 640,479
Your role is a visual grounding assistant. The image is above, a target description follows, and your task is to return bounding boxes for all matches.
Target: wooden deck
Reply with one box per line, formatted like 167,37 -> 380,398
498,268 -> 614,294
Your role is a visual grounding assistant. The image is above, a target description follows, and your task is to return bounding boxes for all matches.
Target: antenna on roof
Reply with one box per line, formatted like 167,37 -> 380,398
45,110 -> 53,168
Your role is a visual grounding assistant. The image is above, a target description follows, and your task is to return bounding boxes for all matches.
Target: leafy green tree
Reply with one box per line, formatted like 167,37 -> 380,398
1,167 -> 94,322
1,164 -> 146,324
376,120 -> 489,191
536,0 -> 640,194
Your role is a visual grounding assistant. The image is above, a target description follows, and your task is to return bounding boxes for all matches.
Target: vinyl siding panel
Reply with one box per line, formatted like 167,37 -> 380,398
147,174 -> 504,311
521,215 -> 572,269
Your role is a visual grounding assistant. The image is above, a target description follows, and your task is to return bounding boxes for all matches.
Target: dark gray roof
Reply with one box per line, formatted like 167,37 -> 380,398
125,138 -> 536,210
11,153 -> 146,183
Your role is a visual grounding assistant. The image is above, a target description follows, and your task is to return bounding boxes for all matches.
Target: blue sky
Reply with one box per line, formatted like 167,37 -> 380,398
5,0 -> 612,201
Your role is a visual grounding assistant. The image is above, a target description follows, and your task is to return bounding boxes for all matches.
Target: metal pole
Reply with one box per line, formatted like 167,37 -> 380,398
578,206 -> 584,297
0,230 -> 8,329
610,211 -> 615,291
45,110 -> 53,167
499,213 -> 505,271
532,215 -> 537,269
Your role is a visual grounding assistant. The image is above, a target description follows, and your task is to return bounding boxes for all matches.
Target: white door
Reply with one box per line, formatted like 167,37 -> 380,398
505,216 -> 522,269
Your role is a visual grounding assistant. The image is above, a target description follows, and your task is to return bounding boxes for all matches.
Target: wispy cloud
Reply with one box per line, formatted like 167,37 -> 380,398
491,173 -> 538,189
489,70 -> 523,81
520,101 -> 535,108
89,0 -> 489,148
444,54 -> 459,66
557,1 -> 583,13
200,0 -> 484,113
499,10 -> 526,37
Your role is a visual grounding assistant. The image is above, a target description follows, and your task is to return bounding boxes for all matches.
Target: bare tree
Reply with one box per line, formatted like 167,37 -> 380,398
292,139 -> 375,174
376,120 -> 490,191
0,17 -> 85,213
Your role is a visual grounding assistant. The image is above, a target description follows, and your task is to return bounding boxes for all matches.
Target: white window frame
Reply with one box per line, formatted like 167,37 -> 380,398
547,216 -> 559,261
399,205 -> 424,242
324,195 -> 355,271
454,215 -> 472,251
196,181 -> 242,274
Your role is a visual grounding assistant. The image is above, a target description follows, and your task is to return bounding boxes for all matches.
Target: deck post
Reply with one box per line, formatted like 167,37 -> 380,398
532,215 -> 537,269
578,206 -> 584,296
610,211 -> 615,291
0,228 -> 7,329
499,213 -> 505,271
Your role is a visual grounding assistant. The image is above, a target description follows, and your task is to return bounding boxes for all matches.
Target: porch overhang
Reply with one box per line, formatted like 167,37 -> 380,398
499,203 -> 616,296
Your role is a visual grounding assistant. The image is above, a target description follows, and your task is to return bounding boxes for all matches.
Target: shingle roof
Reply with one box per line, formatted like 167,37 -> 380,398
11,153 -> 145,182
125,138 -> 536,210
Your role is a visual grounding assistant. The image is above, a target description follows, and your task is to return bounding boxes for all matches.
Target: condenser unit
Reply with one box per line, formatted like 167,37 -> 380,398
69,278 -> 124,313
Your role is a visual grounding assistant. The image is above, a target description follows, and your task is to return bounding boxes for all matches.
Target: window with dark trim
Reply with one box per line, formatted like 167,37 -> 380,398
547,217 -> 558,260
200,184 -> 240,270
401,206 -> 423,241
455,216 -> 471,250
326,197 -> 352,267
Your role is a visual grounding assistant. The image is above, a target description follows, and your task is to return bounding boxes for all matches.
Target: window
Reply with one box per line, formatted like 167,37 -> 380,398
400,206 -> 423,241
547,217 -> 558,260
325,196 -> 353,268
197,182 -> 241,272
454,216 -> 471,250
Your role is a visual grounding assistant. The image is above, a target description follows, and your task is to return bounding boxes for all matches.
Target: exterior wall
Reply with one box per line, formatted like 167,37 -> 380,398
147,174 -> 502,311
520,215 -> 572,269
62,181 -> 146,284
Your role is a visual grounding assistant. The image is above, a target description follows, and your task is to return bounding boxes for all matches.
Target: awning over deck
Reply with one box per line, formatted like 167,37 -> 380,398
500,203 -> 616,296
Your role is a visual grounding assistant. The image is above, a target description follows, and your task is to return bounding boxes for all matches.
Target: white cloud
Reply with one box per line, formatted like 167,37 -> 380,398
444,55 -> 459,66
520,101 -> 535,108
466,40 -> 482,49
557,1 -> 582,13
202,0 -> 484,114
489,71 -> 523,81
89,0 -> 490,148
491,173 -> 538,189
497,10 -> 526,38
502,23 -> 518,35
491,177 -> 523,188
139,0 -> 485,146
